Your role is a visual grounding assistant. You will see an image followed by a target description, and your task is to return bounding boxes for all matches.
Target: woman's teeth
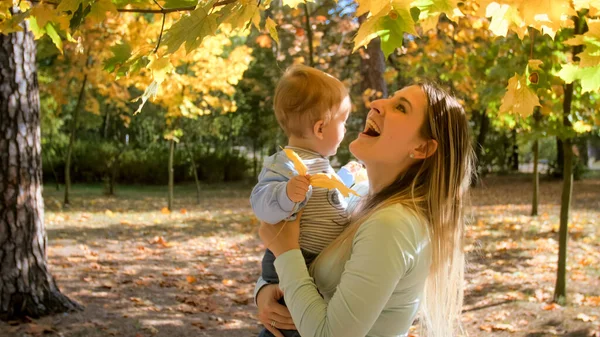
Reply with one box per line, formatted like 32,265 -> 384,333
363,119 -> 381,136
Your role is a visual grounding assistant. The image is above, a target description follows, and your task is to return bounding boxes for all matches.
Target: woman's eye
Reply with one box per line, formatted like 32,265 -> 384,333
396,104 -> 406,113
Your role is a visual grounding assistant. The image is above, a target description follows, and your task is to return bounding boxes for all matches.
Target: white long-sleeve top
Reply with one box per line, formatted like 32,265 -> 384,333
274,203 -> 431,337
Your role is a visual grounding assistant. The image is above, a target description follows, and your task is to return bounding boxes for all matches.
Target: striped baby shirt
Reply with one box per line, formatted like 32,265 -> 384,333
250,146 -> 352,254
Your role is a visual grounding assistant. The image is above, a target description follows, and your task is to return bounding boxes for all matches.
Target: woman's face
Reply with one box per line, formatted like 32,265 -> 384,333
349,85 -> 428,168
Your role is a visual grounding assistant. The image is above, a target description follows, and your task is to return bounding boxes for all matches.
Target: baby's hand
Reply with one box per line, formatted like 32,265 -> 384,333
343,161 -> 363,173
286,175 -> 310,203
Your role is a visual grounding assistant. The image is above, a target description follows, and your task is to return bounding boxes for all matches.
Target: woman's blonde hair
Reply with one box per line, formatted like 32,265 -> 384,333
273,64 -> 348,138
310,82 -> 475,337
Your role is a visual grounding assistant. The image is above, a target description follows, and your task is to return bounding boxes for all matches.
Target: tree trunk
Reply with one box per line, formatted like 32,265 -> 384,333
303,3 -> 315,67
358,15 -> 388,99
168,139 -> 175,211
104,147 -> 125,196
531,108 -> 542,216
511,128 -> 519,171
184,143 -> 201,205
0,14 -> 81,319
556,137 -> 564,178
102,104 -> 110,139
531,139 -> 539,216
553,14 -> 585,304
554,137 -> 573,304
473,109 -> 489,186
63,74 -> 87,206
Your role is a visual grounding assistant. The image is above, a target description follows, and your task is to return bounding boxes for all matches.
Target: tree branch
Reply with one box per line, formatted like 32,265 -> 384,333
28,0 -> 237,14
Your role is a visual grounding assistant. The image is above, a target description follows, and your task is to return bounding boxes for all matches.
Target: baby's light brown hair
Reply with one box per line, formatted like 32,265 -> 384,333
274,65 -> 348,138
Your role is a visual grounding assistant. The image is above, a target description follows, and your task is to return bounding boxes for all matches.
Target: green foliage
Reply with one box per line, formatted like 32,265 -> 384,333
42,141 -> 251,184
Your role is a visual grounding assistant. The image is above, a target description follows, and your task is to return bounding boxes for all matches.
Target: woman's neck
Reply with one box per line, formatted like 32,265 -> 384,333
365,162 -> 404,194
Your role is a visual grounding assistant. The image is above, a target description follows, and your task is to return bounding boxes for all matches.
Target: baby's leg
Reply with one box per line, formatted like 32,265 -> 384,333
261,249 -> 279,283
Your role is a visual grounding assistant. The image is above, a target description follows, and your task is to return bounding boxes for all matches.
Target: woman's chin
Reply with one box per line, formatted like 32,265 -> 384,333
349,139 -> 363,160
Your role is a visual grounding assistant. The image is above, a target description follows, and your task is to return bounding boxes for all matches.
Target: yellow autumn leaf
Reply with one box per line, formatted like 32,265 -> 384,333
265,17 -> 279,45
283,148 -> 308,176
311,173 -> 360,197
499,73 -> 540,117
148,56 -> 174,84
283,149 -> 360,197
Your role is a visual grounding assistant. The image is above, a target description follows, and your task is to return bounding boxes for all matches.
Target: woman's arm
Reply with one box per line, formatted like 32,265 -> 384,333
274,206 -> 426,337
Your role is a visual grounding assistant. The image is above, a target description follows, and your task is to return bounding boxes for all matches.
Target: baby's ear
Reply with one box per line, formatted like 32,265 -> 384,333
313,120 -> 325,140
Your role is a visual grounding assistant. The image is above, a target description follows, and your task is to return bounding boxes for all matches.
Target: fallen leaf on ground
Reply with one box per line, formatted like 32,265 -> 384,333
576,313 -> 597,322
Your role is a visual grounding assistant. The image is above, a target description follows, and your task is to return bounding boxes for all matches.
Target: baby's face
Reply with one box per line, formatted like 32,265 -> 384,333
319,96 -> 351,157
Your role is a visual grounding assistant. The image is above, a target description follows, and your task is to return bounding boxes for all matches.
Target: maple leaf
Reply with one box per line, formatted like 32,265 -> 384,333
220,3 -> 260,30
356,0 -> 390,17
354,2 -> 417,58
265,17 -> 279,45
87,0 -> 117,25
558,63 -> 600,93
498,73 -> 541,117
104,42 -> 132,74
162,0 -> 218,54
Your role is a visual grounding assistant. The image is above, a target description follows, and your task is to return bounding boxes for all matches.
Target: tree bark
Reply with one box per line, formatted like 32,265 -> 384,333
531,109 -> 542,216
183,143 -> 201,205
63,74 -> 87,205
0,13 -> 81,319
473,109 -> 489,186
556,137 -> 564,178
168,139 -> 175,211
554,14 -> 585,303
358,15 -> 388,100
531,139 -> 539,216
511,128 -> 519,171
303,3 -> 315,67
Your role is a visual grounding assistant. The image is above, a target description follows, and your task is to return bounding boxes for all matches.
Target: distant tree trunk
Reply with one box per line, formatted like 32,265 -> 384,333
531,108 -> 542,216
168,139 -> 175,211
358,15 -> 388,100
0,14 -> 81,319
303,3 -> 315,67
63,74 -> 88,206
531,139 -> 540,216
102,104 -> 110,139
556,137 -> 564,178
104,147 -> 125,196
252,137 -> 258,180
184,142 -> 201,204
511,128 -> 519,171
473,109 -> 489,186
554,15 -> 585,304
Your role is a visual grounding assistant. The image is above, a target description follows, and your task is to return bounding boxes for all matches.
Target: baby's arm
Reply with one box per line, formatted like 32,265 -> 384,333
337,161 -> 366,187
251,168 -> 311,224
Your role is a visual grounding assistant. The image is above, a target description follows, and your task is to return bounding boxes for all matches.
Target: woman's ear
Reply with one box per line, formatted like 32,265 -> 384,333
413,139 -> 438,159
313,120 -> 325,140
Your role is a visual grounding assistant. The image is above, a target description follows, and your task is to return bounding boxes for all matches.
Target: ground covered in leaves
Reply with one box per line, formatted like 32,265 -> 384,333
1,175 -> 599,337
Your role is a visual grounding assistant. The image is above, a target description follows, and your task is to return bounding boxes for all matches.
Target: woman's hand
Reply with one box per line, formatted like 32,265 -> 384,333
257,284 -> 296,337
258,210 -> 302,257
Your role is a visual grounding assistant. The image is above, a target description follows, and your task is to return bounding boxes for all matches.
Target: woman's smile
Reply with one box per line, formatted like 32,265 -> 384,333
361,116 -> 382,137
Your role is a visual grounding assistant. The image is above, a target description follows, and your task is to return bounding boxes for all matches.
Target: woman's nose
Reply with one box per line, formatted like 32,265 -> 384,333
370,99 -> 384,115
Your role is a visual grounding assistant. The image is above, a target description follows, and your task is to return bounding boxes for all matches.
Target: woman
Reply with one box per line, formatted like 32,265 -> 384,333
257,83 -> 474,337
